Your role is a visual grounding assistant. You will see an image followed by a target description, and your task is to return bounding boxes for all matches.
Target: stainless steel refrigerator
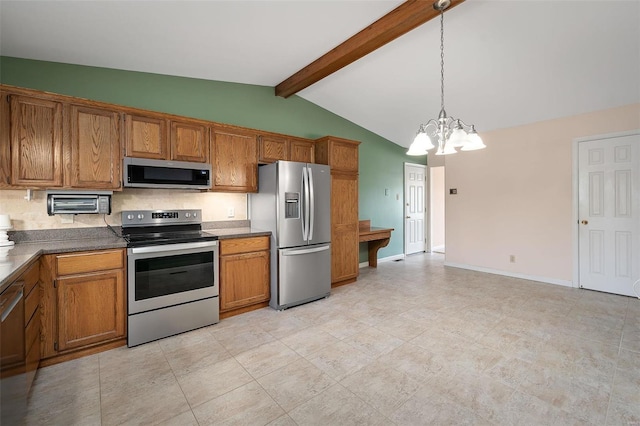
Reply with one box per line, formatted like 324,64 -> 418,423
250,160 -> 331,310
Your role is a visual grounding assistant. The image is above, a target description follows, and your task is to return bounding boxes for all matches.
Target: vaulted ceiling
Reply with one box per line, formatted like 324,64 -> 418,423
1,1 -> 638,148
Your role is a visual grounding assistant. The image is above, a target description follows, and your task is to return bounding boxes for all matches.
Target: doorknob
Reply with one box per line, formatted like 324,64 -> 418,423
581,220 -> 588,225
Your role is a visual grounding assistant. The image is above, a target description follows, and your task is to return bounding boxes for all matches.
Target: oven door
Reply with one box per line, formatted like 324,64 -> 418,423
127,241 -> 218,314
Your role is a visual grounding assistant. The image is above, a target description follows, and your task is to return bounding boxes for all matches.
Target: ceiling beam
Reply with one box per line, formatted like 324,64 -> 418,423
275,0 -> 466,98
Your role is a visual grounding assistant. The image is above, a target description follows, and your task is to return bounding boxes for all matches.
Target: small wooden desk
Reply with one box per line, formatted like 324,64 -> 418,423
359,220 -> 394,268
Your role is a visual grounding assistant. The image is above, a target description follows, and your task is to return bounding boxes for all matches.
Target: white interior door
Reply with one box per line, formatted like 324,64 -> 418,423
404,163 -> 426,255
578,133 -> 640,296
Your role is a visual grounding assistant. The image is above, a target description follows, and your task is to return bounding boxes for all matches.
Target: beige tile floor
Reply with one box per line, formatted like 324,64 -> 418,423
26,253 -> 640,425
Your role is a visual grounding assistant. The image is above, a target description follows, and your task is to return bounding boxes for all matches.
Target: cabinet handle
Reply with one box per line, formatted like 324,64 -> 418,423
53,279 -> 57,288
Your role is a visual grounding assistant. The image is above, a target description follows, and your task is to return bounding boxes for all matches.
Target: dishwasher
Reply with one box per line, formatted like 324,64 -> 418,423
1,280 -> 26,425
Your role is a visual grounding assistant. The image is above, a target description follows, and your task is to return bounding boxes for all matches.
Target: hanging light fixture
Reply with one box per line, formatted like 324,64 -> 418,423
407,0 -> 485,156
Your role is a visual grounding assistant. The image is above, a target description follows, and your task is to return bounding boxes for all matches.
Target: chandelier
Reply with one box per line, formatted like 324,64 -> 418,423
407,0 -> 485,156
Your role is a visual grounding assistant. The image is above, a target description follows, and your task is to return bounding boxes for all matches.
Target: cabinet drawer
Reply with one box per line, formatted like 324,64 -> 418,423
56,250 -> 124,276
25,310 -> 40,351
220,236 -> 270,256
24,282 -> 39,324
23,262 -> 39,297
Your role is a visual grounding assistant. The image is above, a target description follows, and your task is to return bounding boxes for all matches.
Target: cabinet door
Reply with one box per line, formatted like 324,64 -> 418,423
289,138 -> 314,163
211,127 -> 258,192
68,105 -> 121,189
10,95 -> 63,187
171,120 -> 209,163
331,172 -> 359,284
125,114 -> 168,160
259,135 -> 288,164
220,251 -> 270,312
0,92 -> 11,186
57,270 -> 125,351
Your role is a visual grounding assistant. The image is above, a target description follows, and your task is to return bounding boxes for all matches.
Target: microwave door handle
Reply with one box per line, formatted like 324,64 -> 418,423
307,166 -> 314,241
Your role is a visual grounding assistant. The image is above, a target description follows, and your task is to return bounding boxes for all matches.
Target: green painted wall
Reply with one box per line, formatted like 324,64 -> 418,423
0,56 -> 427,261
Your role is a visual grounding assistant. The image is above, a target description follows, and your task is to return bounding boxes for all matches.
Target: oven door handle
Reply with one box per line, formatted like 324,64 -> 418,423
130,240 -> 218,254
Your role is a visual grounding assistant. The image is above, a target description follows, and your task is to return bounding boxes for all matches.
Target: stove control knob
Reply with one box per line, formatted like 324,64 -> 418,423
185,212 -> 191,218
137,214 -> 144,220
193,212 -> 197,218
126,214 -> 134,221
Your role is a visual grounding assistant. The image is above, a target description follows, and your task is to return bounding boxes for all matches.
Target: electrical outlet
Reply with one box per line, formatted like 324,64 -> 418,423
227,207 -> 235,218
510,255 -> 516,263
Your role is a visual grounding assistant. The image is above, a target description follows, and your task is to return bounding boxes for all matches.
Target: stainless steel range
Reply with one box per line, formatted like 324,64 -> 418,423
121,209 -> 219,347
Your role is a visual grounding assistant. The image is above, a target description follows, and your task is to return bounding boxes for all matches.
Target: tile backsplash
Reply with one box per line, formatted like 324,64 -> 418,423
0,189 -> 247,230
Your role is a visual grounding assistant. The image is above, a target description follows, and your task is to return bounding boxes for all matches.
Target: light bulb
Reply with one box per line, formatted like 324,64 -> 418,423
460,128 -> 486,151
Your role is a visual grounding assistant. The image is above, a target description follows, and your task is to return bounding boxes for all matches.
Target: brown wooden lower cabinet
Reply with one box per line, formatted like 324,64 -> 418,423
329,171 -> 359,285
219,236 -> 270,318
22,261 -> 40,394
40,249 -> 126,365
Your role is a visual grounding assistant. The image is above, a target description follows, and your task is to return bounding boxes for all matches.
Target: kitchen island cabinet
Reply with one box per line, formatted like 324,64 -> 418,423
211,125 -> 258,192
40,249 -> 126,365
314,136 -> 360,286
219,236 -> 270,318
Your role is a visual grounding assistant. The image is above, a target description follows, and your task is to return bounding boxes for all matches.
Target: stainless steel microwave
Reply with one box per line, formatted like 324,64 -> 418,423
123,157 -> 212,190
47,191 -> 112,215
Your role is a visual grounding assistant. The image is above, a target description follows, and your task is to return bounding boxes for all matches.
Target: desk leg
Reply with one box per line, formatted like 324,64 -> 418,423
368,238 -> 390,268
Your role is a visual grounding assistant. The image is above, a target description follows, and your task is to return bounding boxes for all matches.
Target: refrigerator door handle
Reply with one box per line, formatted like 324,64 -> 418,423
301,166 -> 308,241
308,166 -> 315,241
282,245 -> 330,256
303,165 -> 311,242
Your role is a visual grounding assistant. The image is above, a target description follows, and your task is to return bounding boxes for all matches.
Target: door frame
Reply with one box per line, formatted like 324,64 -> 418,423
404,162 -> 429,255
572,129 -> 640,289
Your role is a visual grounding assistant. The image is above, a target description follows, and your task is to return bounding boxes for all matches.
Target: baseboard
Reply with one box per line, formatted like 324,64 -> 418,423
443,261 -> 575,288
359,254 -> 405,268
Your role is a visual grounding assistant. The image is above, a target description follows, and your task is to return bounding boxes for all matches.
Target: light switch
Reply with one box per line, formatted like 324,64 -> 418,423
449,188 -> 458,195
384,188 -> 390,196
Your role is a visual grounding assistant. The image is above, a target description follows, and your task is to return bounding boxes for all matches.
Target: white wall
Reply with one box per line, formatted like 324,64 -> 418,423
430,166 -> 445,251
0,189 -> 247,230
444,103 -> 640,284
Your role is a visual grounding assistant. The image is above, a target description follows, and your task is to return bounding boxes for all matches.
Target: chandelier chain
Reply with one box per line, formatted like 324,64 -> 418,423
440,10 -> 445,112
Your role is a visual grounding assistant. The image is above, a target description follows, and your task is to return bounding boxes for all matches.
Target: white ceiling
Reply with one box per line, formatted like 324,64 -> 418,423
1,1 -> 639,148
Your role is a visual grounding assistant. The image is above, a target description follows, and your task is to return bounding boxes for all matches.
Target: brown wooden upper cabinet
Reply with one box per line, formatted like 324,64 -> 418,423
289,137 -> 315,163
3,93 -> 121,190
258,134 -> 315,164
8,94 -> 64,188
125,113 -> 209,163
314,136 -> 359,173
68,104 -> 122,189
258,134 -> 288,164
211,125 -> 258,192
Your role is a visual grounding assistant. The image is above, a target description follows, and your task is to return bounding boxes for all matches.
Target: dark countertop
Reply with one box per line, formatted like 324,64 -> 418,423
0,227 -> 270,294
204,227 -> 271,240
